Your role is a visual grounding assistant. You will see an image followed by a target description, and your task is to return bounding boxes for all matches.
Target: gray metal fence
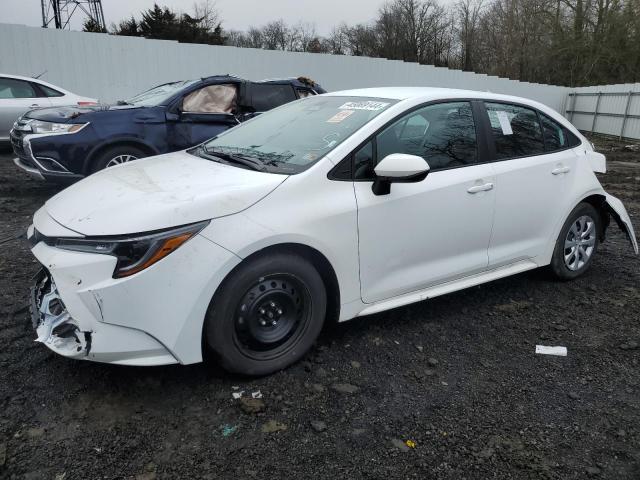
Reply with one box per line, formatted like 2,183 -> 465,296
565,84 -> 640,141
566,91 -> 640,139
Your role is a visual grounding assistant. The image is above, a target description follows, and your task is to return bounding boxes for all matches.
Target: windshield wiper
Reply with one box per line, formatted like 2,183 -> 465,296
201,146 -> 266,171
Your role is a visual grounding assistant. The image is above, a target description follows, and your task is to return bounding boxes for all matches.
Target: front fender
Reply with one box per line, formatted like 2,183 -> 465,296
604,193 -> 638,254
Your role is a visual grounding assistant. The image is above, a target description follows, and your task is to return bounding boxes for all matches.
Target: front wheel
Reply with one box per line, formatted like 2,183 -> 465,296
204,253 -> 327,375
91,145 -> 146,173
550,202 -> 600,280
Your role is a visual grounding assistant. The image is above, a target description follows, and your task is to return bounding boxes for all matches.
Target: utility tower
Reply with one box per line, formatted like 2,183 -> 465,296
41,0 -> 106,30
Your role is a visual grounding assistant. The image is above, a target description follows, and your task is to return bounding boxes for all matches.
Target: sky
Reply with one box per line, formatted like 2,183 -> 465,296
0,0 -> 396,35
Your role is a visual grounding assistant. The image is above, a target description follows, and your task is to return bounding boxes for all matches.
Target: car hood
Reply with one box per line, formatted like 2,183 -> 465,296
44,151 -> 288,236
26,104 -> 142,123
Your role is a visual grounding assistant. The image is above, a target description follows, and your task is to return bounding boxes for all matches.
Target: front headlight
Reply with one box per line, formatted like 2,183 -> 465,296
55,221 -> 209,278
30,120 -> 88,135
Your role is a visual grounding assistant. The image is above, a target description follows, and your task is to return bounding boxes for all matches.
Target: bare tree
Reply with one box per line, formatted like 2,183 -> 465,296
456,0 -> 484,70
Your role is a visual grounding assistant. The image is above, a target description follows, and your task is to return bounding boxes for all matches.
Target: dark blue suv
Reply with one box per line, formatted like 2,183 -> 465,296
10,76 -> 325,182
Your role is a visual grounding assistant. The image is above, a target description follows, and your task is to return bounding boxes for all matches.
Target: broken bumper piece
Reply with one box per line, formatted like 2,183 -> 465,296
31,269 -> 91,359
29,265 -> 178,366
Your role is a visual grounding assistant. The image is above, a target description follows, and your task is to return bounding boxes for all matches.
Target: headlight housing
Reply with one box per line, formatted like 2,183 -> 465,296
55,221 -> 209,278
30,120 -> 88,135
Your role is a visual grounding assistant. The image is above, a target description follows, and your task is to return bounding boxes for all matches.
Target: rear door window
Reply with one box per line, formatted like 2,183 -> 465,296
0,78 -> 37,99
250,84 -> 297,111
38,84 -> 64,98
540,114 -> 582,150
484,102 -> 545,160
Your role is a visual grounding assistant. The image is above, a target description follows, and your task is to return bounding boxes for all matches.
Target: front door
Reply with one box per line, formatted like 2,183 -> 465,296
354,101 -> 495,303
167,83 -> 240,150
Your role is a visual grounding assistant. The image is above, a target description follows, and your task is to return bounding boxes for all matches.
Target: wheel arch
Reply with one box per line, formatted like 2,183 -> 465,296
83,139 -> 160,174
202,241 -> 341,342
239,243 -> 340,325
579,193 -> 610,240
541,191 -> 609,265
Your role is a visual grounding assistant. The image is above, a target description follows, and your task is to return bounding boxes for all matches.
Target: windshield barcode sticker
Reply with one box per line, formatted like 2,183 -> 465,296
339,101 -> 390,111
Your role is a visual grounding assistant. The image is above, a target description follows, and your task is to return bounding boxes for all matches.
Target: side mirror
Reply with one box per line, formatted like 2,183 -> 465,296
372,153 -> 430,195
165,111 -> 180,121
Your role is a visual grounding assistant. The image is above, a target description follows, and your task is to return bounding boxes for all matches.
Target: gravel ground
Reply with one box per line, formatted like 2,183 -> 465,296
0,139 -> 639,480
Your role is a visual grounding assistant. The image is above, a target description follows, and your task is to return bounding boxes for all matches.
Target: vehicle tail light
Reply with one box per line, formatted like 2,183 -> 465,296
77,101 -> 97,106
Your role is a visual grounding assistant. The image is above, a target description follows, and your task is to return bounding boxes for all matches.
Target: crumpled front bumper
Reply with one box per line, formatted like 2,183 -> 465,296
28,228 -> 241,366
31,268 -> 90,357
29,265 -> 180,366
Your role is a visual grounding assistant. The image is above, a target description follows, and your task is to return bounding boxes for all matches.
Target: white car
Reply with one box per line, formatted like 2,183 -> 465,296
27,87 -> 637,375
0,74 -> 97,142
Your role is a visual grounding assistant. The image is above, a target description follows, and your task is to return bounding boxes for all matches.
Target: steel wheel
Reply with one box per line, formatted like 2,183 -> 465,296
105,154 -> 138,168
563,215 -> 596,271
233,273 -> 312,361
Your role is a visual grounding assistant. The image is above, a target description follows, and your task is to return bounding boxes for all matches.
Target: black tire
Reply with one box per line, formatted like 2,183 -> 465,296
550,202 -> 600,280
90,145 -> 147,173
205,253 -> 327,375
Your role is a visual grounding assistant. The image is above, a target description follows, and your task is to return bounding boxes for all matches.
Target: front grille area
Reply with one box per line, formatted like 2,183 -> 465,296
9,118 -> 46,171
10,130 -> 25,155
9,129 -> 37,168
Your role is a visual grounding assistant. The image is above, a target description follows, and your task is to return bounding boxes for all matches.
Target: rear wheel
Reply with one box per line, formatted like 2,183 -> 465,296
550,202 -> 600,280
205,253 -> 326,375
91,145 -> 146,173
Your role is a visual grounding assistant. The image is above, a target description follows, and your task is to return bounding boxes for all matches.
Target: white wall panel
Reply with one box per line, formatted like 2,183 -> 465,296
0,23 -> 568,108
3,23 -> 640,139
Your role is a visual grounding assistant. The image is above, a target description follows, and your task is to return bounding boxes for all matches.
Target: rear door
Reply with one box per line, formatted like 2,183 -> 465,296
168,83 -> 240,149
0,77 -> 51,140
483,102 -> 579,266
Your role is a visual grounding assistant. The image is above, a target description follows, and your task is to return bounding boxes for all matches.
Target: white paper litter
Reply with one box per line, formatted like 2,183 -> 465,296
535,345 -> 567,356
251,390 -> 263,399
232,391 -> 244,399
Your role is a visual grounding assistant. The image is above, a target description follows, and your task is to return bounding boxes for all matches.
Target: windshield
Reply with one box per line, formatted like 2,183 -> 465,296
199,95 -> 397,174
126,80 -> 199,107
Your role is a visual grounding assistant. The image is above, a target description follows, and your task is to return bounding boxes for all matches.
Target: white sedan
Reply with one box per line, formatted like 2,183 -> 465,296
0,73 -> 96,141
27,87 -> 637,374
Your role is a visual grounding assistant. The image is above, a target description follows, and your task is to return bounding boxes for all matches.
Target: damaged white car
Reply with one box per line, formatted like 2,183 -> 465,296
28,88 -> 637,375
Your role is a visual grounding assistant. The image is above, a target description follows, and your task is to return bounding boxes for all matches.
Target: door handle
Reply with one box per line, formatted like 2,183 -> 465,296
467,183 -> 494,194
552,166 -> 570,175
30,104 -> 40,107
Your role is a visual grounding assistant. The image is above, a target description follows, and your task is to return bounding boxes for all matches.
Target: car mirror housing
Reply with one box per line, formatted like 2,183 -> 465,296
372,153 -> 430,195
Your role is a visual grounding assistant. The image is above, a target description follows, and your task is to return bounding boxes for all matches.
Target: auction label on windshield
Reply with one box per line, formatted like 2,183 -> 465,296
339,101 -> 390,111
327,110 -> 355,123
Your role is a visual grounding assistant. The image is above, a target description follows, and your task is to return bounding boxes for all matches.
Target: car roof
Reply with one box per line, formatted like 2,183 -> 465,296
199,75 -> 324,90
326,87 -> 549,109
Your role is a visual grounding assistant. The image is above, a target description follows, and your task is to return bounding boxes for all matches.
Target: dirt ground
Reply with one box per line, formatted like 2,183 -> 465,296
0,139 -> 639,480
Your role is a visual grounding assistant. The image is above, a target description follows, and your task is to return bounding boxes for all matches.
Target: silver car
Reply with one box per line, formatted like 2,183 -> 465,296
0,73 -> 96,142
